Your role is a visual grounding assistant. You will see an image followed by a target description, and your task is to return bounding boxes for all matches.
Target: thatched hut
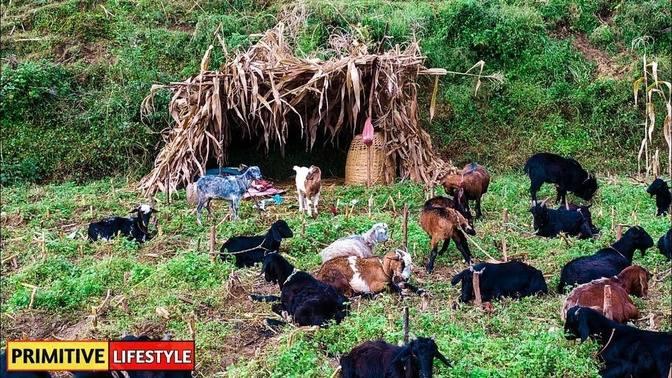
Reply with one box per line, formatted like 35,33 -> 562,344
139,17 -> 458,196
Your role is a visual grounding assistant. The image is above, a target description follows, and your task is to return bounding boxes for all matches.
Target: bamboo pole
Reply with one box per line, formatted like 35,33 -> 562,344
209,226 -> 217,262
473,270 -> 483,307
402,306 -> 410,344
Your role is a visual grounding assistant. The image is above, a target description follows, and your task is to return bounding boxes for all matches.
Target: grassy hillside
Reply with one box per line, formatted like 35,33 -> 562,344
1,175 -> 670,376
1,0 -> 671,184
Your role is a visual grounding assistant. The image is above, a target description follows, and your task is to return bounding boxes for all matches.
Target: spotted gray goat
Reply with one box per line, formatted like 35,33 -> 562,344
195,166 -> 262,224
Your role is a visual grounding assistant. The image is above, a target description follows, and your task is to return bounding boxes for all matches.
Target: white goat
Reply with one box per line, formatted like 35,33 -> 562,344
293,165 -> 321,216
319,223 -> 389,263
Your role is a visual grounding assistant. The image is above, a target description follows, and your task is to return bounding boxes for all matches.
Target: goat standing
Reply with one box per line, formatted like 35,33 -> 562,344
440,163 -> 490,218
420,202 -> 475,272
293,165 -> 321,217
194,166 -> 262,225
647,178 -> 671,216
524,152 -> 597,204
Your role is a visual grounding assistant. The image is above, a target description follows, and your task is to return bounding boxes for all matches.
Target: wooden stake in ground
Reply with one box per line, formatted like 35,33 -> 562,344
502,208 -> 509,262
402,306 -> 410,344
604,285 -> 613,321
209,226 -> 217,262
368,195 -> 373,218
616,224 -> 623,240
402,204 -> 409,251
472,269 -> 483,307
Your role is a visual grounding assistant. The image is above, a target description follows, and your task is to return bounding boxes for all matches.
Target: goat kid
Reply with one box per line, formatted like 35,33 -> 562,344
250,253 -> 348,327
647,178 -> 671,216
340,337 -> 451,378
420,204 -> 475,272
658,229 -> 671,260
88,204 -> 157,243
293,165 -> 322,217
564,306 -> 671,377
558,226 -> 654,293
424,192 -> 473,226
316,249 -> 417,297
451,261 -> 548,303
524,152 -> 598,204
320,223 -> 389,263
195,166 -> 262,225
440,163 -> 490,218
220,220 -> 293,267
530,201 -> 593,239
562,265 -> 651,323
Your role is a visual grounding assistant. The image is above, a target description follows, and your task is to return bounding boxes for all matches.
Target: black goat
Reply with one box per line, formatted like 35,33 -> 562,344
658,229 -> 671,260
564,306 -> 671,377
0,351 -> 50,378
340,337 -> 451,378
220,220 -> 293,267
524,152 -> 598,204
558,226 -> 654,293
647,178 -> 671,216
450,261 -> 548,303
250,253 -> 348,326
557,203 -> 599,234
88,205 -> 156,243
530,202 -> 593,239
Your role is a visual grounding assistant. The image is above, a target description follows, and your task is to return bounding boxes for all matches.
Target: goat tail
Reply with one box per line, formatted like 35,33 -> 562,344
450,269 -> 468,286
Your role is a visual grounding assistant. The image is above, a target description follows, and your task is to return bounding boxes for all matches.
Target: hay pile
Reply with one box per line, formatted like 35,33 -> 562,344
139,13 -> 481,195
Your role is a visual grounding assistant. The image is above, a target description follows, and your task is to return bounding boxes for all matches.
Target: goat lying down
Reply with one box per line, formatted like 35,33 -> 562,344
340,337 -> 451,378
220,220 -> 293,267
561,265 -> 651,323
316,249 -> 419,297
319,223 -> 389,263
88,204 -> 157,243
250,253 -> 348,327
558,226 -> 654,293
530,201 -> 593,239
451,261 -> 548,303
564,306 -> 671,377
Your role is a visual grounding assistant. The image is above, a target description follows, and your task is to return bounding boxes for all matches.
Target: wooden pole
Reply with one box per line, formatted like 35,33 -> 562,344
402,306 -> 409,344
166,179 -> 171,204
604,285 -> 613,321
209,226 -> 216,262
502,209 -> 509,262
368,195 -> 373,218
402,204 -> 409,252
616,224 -> 623,240
473,269 -> 483,307
367,146 -> 372,188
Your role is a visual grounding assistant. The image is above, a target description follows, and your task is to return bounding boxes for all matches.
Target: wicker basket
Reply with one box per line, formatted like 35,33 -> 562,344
345,132 -> 395,185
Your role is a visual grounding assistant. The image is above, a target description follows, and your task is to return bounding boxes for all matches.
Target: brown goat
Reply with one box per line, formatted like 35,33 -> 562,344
293,165 -> 322,216
316,250 -> 412,297
561,265 -> 651,323
419,205 -> 475,272
440,163 -> 490,218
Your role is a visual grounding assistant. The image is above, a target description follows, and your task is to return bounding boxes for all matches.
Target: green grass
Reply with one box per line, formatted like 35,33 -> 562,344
1,173 -> 670,376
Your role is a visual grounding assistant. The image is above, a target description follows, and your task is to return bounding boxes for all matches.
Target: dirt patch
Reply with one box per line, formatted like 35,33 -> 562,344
1,310 -> 79,341
571,34 -> 624,78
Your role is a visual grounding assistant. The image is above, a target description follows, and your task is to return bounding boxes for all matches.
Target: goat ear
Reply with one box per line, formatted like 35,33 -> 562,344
435,351 -> 452,367
270,227 -> 282,243
450,270 -> 466,286
577,312 -> 591,342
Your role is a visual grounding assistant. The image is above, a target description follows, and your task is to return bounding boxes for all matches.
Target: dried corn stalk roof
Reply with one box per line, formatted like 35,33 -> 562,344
139,19 -> 455,195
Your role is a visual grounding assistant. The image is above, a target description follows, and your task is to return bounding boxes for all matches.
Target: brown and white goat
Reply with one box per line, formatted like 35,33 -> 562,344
440,163 -> 490,218
561,265 -> 651,323
293,165 -> 321,216
316,250 -> 413,297
420,205 -> 475,272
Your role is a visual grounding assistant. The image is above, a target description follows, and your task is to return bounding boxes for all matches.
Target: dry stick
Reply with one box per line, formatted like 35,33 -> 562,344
209,226 -> 217,262
604,285 -> 613,321
616,224 -> 623,240
368,195 -> 373,218
460,230 -> 498,262
610,207 -> 616,233
472,270 -> 483,307
166,179 -> 171,205
402,306 -> 410,344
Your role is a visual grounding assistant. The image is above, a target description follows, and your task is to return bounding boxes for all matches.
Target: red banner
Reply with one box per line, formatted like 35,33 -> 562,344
108,341 -> 194,371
